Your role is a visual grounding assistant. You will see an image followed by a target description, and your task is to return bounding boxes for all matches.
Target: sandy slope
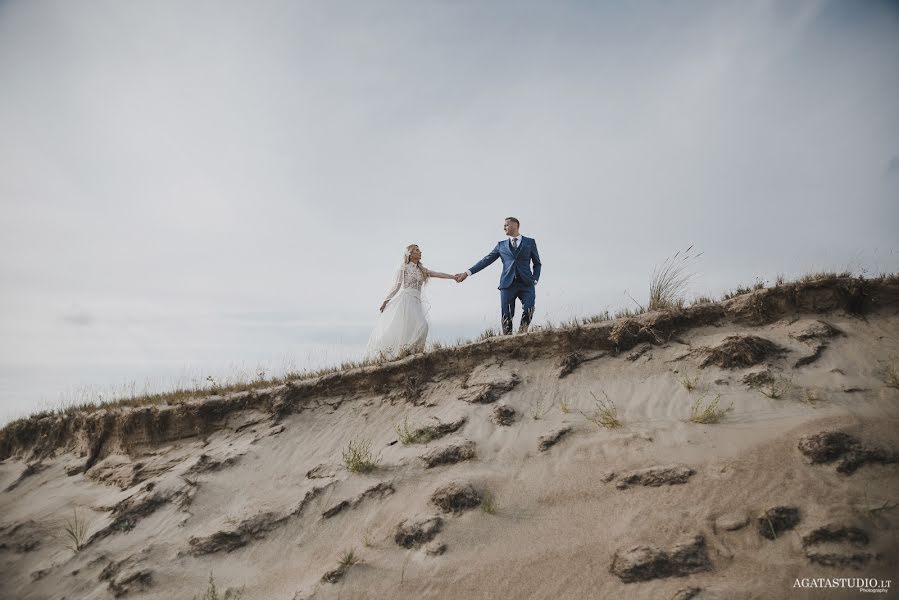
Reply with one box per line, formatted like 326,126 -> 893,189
1,307 -> 898,600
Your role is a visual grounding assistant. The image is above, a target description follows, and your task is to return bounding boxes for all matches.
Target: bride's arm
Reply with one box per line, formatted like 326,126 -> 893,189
380,270 -> 403,312
426,269 -> 455,280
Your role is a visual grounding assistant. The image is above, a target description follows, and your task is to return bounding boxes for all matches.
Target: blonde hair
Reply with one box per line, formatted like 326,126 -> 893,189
404,244 -> 429,282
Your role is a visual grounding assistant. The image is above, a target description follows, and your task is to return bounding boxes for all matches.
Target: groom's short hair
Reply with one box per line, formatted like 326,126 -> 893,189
505,217 -> 520,226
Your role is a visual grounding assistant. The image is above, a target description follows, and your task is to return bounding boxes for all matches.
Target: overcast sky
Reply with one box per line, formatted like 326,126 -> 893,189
1,0 -> 897,423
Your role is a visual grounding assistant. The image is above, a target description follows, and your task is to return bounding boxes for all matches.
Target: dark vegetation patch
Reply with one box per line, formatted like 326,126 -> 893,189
802,525 -> 869,548
758,506 -> 801,540
188,511 -> 290,556
610,534 -> 711,583
430,482 -> 481,514
459,376 -> 520,404
700,335 -> 785,369
411,417 -> 467,444
492,404 -> 516,426
322,482 -> 395,519
394,516 -> 443,548
538,427 -> 572,452
794,343 -> 828,368
606,465 -> 696,490
798,431 -> 896,474
420,441 -> 476,468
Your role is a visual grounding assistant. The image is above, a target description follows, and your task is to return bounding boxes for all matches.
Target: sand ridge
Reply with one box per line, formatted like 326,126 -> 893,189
1,281 -> 898,599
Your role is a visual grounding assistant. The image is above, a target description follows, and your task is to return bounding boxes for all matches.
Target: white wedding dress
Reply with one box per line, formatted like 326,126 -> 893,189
366,263 -> 430,360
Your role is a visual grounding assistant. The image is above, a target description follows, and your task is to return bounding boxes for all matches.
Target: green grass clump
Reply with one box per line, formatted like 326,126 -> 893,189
580,390 -> 621,429
395,416 -> 418,445
481,491 -> 497,515
342,439 -> 381,473
674,370 -> 704,393
689,394 -> 733,424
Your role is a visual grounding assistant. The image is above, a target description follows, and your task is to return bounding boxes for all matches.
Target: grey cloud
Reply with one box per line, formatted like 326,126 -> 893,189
887,156 -> 899,175
61,311 -> 95,327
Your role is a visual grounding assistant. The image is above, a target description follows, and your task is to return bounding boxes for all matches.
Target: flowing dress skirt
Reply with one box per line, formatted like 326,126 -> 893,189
365,288 -> 428,360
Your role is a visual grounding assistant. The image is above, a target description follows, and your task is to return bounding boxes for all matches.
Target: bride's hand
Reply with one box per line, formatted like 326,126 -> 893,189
380,300 -> 388,313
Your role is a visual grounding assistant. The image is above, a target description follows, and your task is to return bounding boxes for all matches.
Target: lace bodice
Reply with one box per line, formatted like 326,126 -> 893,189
401,263 -> 425,290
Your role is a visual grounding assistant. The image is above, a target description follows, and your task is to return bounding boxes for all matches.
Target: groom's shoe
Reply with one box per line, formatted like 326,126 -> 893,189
518,323 -> 529,334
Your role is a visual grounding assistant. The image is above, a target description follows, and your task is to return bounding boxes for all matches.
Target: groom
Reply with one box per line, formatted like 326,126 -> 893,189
455,217 -> 542,335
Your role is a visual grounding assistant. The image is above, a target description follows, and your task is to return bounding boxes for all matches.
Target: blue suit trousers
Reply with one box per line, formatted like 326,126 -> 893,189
500,279 -> 536,334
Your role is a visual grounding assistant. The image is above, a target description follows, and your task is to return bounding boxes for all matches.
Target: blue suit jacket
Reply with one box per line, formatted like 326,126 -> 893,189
469,236 -> 542,290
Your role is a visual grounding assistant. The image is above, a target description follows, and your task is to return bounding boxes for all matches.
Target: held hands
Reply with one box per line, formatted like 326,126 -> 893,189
453,273 -> 468,283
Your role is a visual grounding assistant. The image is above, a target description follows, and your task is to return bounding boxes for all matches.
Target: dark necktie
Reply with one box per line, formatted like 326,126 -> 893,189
511,238 -> 518,251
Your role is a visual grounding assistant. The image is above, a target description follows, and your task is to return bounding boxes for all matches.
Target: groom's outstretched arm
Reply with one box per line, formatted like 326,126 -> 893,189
467,243 -> 502,276
531,239 -> 542,282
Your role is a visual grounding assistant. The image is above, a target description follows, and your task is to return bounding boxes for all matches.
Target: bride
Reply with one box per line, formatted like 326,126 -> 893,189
366,244 -> 455,360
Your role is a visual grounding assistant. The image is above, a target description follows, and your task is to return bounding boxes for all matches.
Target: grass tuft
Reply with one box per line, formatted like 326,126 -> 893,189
674,370 -> 703,393
528,397 -> 553,420
883,360 -> 899,390
648,245 -> 702,311
689,393 -> 733,424
61,508 -> 88,552
580,390 -> 621,429
395,416 -> 418,445
801,388 -> 822,406
339,548 -> 360,568
342,439 -> 381,473
362,528 -> 374,548
193,572 -> 242,600
481,491 -> 497,515
476,328 -> 499,342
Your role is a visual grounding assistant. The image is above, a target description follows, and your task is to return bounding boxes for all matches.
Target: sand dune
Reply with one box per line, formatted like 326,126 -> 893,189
1,277 -> 897,599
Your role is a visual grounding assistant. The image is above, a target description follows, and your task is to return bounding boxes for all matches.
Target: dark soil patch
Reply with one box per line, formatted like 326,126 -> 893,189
700,336 -> 785,369
794,342 -> 828,368
742,369 -> 775,388
798,431 -> 896,474
188,510 -> 289,555
492,404 -> 516,426
806,552 -> 874,568
459,376 -> 520,404
412,417 -> 467,443
758,506 -> 800,540
608,465 -> 695,490
430,481 -> 481,513
421,441 -> 476,468
394,516 -> 443,548
610,534 -> 711,583
558,352 -> 585,378
538,427 -> 572,452
321,564 -> 350,584
321,500 -> 350,519
791,320 -> 843,341
802,525 -> 869,548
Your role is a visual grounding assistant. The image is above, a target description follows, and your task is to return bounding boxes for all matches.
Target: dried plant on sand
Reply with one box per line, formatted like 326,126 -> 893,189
647,246 -> 702,311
